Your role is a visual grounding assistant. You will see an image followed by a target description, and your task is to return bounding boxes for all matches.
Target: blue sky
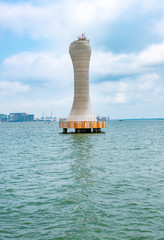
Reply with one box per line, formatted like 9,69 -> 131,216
0,0 -> 164,119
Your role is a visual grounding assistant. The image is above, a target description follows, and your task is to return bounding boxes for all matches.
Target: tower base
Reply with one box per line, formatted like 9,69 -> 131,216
59,120 -> 106,133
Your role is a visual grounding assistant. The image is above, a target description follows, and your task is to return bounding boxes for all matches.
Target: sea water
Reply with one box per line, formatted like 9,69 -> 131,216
0,120 -> 164,239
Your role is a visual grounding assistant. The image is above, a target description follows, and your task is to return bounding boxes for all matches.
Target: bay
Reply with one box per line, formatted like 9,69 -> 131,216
0,120 -> 164,239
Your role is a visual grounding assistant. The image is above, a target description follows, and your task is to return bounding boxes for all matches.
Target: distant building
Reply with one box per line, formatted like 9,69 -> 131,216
9,113 -> 34,122
0,114 -> 8,122
25,114 -> 34,122
96,116 -> 107,121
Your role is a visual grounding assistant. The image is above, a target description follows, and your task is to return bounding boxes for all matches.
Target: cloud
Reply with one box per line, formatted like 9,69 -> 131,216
91,51 -> 138,76
67,0 -> 133,25
3,51 -> 72,86
3,41 -> 164,87
0,81 -> 31,96
0,2 -> 58,39
0,0 -> 163,41
137,42 -> 164,65
0,0 -> 138,40
91,42 -> 164,77
91,73 -> 164,105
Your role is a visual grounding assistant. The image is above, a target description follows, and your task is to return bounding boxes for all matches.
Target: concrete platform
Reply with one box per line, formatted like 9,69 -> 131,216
59,120 -> 106,133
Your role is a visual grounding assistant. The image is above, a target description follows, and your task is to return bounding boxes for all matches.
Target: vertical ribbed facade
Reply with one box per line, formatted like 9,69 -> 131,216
67,37 -> 96,121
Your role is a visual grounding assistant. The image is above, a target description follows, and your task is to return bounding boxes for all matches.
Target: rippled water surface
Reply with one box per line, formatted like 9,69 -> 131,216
0,120 -> 164,239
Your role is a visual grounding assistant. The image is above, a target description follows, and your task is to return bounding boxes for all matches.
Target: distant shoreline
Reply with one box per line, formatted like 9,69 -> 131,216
1,118 -> 164,123
110,118 -> 164,121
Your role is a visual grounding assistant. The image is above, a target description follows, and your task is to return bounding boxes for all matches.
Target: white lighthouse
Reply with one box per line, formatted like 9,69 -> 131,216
67,34 -> 96,122
59,34 -> 106,133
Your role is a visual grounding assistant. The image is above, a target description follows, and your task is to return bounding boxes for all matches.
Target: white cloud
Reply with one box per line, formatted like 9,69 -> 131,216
137,73 -> 160,91
91,73 -> 164,106
0,81 -> 31,96
0,2 -> 59,38
3,51 -> 72,86
137,42 -> 164,65
3,41 -> 164,86
0,0 -> 138,40
0,0 -> 163,41
91,51 -> 138,76
68,0 -> 133,25
91,42 -> 164,76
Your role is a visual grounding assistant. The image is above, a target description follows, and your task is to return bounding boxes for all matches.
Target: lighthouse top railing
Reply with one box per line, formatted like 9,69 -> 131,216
78,33 -> 87,40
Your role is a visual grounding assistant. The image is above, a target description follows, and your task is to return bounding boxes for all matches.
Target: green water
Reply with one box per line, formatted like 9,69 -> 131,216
0,120 -> 164,239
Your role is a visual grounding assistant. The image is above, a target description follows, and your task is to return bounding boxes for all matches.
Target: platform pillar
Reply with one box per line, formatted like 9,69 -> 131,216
63,128 -> 67,133
93,128 -> 101,133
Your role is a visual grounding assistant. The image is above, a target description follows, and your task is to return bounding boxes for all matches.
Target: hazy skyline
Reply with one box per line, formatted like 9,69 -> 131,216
0,0 -> 164,118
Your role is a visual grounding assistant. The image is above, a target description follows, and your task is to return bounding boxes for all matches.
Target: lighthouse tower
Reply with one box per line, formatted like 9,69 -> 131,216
59,34 -> 106,133
67,34 -> 96,122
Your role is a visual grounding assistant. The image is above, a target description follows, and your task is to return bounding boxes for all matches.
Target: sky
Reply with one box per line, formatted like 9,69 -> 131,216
0,0 -> 164,119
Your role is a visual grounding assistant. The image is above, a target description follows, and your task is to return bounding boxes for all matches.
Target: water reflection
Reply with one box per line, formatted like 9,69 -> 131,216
63,134 -> 98,238
69,134 -> 94,182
